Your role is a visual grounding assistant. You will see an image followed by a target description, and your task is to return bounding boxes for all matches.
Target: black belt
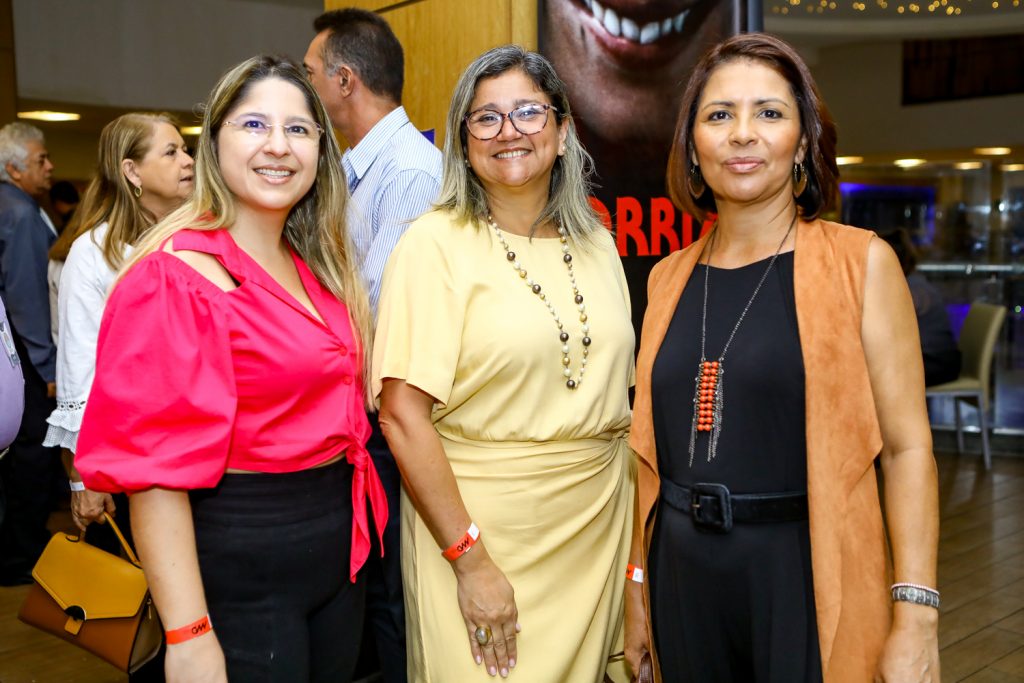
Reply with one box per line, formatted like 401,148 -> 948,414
660,480 -> 808,533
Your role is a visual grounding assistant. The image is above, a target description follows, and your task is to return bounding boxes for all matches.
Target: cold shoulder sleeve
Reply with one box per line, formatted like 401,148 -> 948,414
76,253 -> 237,493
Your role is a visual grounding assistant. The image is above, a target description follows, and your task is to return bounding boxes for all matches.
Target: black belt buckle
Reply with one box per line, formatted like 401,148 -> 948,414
690,482 -> 733,533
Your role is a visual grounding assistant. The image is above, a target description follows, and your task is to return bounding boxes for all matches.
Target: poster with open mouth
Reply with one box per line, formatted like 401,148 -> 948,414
539,0 -> 759,333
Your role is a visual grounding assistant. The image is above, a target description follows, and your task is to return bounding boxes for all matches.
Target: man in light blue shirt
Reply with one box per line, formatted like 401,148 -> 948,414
305,9 -> 442,317
305,10 -> 441,683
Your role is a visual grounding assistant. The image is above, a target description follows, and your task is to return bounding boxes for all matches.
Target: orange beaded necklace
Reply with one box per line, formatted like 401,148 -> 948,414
689,213 -> 797,466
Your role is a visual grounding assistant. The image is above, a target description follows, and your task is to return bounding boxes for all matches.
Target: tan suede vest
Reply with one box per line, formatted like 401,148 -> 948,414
631,219 -> 891,682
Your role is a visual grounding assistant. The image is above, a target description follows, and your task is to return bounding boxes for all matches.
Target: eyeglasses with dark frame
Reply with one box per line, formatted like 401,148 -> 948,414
464,103 -> 559,141
222,116 -> 324,143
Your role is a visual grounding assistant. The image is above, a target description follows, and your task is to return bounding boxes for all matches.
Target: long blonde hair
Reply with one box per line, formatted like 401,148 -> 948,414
49,113 -> 176,268
123,55 -> 373,405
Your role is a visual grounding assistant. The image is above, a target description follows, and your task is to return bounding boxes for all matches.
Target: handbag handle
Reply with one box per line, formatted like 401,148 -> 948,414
606,650 -> 655,683
73,512 -> 142,568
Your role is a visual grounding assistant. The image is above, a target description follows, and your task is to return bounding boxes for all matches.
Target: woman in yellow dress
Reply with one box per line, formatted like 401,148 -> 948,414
373,45 -> 635,682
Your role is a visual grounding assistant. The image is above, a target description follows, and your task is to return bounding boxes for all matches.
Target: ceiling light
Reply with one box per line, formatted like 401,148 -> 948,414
894,158 -> 926,168
954,161 -> 983,170
180,126 -> 203,136
973,147 -> 1012,155
1003,163 -> 1024,172
17,110 -> 80,122
837,156 -> 864,165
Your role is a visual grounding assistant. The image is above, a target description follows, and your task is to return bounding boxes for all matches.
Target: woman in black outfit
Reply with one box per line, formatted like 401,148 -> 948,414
625,34 -> 941,683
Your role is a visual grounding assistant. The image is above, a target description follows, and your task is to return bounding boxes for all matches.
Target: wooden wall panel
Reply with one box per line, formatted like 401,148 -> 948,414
0,0 -> 16,124
325,0 -> 539,147
330,0 -> 397,11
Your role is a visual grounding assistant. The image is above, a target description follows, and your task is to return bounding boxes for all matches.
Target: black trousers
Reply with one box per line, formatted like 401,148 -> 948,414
358,412 -> 407,683
0,334 -> 61,584
189,460 -> 366,683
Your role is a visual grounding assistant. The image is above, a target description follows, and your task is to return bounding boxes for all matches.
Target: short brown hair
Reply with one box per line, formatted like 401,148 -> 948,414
314,9 -> 403,105
666,32 -> 838,220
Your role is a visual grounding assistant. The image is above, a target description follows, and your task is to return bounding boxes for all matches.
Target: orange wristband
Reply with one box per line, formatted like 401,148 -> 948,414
442,522 -> 480,561
165,614 -> 213,645
626,563 -> 644,583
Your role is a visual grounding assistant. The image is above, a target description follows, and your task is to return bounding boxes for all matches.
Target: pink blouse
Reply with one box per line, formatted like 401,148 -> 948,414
76,228 -> 386,580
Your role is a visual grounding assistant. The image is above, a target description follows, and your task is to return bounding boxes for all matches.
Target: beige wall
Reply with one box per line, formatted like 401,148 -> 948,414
12,0 -> 319,112
39,128 -> 105,181
797,39 -> 1024,156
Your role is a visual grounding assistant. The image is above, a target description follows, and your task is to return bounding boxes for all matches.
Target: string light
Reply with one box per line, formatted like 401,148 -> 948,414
766,0 -> 1009,15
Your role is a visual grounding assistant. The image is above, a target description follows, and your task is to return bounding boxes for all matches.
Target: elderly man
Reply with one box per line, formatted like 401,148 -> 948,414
305,9 -> 442,682
0,121 -> 60,586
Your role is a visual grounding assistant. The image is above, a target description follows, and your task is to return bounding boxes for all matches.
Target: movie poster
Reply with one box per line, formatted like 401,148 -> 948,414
539,0 -> 760,332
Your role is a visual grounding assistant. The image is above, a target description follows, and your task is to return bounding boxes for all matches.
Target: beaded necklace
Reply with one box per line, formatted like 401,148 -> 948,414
689,213 -> 797,465
487,215 -> 591,390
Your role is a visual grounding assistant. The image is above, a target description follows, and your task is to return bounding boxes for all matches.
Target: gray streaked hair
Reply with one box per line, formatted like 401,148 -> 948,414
435,45 -> 603,244
0,122 -> 45,183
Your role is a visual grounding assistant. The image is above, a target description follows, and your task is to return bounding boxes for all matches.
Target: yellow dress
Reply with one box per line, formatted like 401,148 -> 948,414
373,210 -> 635,683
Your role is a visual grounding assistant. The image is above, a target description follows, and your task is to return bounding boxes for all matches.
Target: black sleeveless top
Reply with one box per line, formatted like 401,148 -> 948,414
651,250 -> 806,491
647,251 -> 822,682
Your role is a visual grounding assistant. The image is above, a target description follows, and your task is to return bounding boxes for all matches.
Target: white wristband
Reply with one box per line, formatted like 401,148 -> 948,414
69,480 -> 86,492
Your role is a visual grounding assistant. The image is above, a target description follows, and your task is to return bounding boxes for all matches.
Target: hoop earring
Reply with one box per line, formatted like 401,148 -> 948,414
688,164 -> 706,199
793,162 -> 808,198
133,184 -> 142,198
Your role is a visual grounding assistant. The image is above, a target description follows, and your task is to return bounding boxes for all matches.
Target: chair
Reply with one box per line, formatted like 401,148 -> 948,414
926,301 -> 1007,469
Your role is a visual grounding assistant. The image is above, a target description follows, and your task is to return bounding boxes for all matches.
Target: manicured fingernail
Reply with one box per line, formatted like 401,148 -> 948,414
489,666 -> 497,676
475,655 -> 482,664
501,667 -> 509,677
516,622 -> 522,632
509,658 -> 516,668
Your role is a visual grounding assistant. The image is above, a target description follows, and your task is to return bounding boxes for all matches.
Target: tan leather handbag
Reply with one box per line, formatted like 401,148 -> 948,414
17,512 -> 162,673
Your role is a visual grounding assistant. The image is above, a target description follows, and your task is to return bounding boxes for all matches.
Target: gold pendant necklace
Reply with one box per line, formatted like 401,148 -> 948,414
488,215 -> 591,390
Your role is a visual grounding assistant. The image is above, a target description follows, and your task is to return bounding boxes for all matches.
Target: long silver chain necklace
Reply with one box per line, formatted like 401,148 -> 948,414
487,214 -> 591,390
689,213 -> 797,466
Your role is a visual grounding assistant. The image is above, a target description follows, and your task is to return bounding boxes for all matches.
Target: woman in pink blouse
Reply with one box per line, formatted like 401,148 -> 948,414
76,55 -> 387,683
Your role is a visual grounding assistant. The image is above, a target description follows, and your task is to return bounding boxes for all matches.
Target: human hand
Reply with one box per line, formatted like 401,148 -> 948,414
624,581 -> 651,677
71,489 -> 116,531
165,631 -> 227,683
875,605 -> 940,682
454,551 -> 520,678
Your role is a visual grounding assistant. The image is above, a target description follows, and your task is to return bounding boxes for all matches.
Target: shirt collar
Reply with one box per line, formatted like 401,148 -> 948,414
341,106 -> 411,185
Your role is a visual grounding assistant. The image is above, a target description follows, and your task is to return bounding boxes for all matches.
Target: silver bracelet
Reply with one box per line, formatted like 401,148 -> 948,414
891,582 -> 940,609
69,480 -> 86,492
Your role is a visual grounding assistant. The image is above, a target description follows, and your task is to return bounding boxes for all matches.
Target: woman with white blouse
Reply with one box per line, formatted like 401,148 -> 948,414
44,112 -> 193,530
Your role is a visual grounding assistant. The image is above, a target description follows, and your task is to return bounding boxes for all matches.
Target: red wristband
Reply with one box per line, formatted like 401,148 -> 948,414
626,563 -> 644,583
165,614 -> 213,645
442,522 -> 480,561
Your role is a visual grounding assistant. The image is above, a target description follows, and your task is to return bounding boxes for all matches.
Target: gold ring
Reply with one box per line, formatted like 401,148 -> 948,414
474,625 -> 492,646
